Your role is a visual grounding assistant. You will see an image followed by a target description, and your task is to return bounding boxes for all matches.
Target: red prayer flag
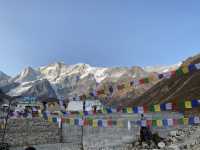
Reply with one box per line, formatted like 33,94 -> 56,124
84,119 -> 89,126
139,79 -> 145,84
107,119 -> 112,127
147,120 -> 152,127
143,105 -> 148,113
171,70 -> 176,77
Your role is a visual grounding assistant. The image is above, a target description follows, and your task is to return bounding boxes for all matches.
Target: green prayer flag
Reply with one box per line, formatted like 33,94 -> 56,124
149,105 -> 154,112
178,100 -> 185,109
144,78 -> 149,83
178,118 -> 184,125
152,120 -> 157,127
176,68 -> 183,76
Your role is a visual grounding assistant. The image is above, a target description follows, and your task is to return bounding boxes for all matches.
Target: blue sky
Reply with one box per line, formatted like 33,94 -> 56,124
0,0 -> 200,76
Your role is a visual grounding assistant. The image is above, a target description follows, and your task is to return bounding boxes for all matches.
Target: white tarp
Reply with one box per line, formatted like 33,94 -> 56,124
67,100 -> 102,111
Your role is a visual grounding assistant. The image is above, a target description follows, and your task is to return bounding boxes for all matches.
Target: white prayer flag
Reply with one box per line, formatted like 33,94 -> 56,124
195,63 -> 200,70
138,106 -> 144,114
167,118 -> 173,126
165,103 -> 172,110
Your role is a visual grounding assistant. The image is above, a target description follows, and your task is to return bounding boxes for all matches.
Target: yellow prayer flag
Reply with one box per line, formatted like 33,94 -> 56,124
93,120 -> 98,128
48,117 -> 52,123
1,124 -> 4,129
185,101 -> 192,109
154,104 -> 161,112
127,107 -> 133,113
101,108 -> 107,114
70,118 -> 74,125
79,111 -> 83,116
182,67 -> 189,74
184,118 -> 189,125
156,120 -> 163,127
117,120 -> 124,128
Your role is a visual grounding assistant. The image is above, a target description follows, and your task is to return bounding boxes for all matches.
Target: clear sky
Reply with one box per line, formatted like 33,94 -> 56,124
0,0 -> 200,76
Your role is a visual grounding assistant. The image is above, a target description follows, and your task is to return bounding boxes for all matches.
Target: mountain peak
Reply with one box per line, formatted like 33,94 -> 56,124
13,67 -> 39,83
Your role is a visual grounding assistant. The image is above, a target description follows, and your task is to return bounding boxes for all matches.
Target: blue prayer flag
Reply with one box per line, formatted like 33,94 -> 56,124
189,64 -> 196,72
160,103 -> 166,111
52,117 -> 58,123
189,117 -> 194,125
98,120 -> 103,127
192,99 -> 198,107
163,119 -> 168,127
106,108 -> 112,114
84,111 -> 89,116
75,119 -> 79,125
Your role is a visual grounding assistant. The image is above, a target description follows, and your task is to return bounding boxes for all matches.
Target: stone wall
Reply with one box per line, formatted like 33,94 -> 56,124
0,118 -> 60,147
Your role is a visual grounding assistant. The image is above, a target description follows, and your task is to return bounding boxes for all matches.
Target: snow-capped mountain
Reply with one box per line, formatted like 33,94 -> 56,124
143,62 -> 182,73
0,62 -> 181,100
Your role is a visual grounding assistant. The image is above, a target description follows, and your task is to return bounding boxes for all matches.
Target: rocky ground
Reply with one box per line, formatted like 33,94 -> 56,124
131,125 -> 200,150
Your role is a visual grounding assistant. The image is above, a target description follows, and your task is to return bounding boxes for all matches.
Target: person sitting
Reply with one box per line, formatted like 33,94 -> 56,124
25,146 -> 36,150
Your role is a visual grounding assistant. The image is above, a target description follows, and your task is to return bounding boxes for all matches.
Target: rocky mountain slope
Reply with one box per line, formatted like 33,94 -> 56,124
117,54 -> 200,114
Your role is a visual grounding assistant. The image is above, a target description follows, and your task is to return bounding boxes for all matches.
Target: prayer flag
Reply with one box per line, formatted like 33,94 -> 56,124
160,103 -> 166,111
48,117 -> 52,123
163,72 -> 172,79
106,108 -> 112,114
195,63 -> 200,70
79,118 -> 83,126
107,119 -> 112,127
102,108 -> 107,114
127,107 -> 133,113
102,120 -> 107,127
167,118 -> 173,126
178,100 -> 185,109
138,106 -> 144,114
98,120 -> 103,127
157,120 -> 163,127
154,104 -> 161,112
173,119 -> 178,127
194,116 -> 200,124
93,120 -> 98,128
189,117 -> 194,125
170,70 -> 176,77
117,119 -> 124,128
84,111 -> 89,116
147,120 -> 152,127
189,64 -> 196,72
70,118 -> 74,125
84,119 -> 89,126
144,78 -> 149,83
176,68 -> 183,76
152,120 -> 157,127
88,118 -> 93,126
181,67 -> 189,74
163,119 -> 168,127
183,118 -> 189,125
185,101 -> 192,109
141,120 -> 147,127
192,99 -> 199,107
149,105 -> 154,112
74,118 -> 79,126
178,118 -> 184,125
139,79 -> 145,84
